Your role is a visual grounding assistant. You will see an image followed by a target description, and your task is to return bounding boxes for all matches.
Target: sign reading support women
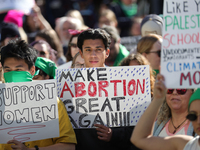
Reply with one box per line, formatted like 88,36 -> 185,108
0,80 -> 59,144
56,66 -> 151,129
161,0 -> 200,88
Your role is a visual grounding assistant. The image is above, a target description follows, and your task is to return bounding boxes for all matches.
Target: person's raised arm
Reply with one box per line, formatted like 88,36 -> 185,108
130,74 -> 191,150
33,5 -> 52,30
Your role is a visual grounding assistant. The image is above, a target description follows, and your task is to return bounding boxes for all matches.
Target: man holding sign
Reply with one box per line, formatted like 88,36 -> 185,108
74,28 -> 139,150
0,39 -> 76,150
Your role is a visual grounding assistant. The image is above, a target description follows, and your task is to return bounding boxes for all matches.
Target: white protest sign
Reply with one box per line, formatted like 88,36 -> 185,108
0,80 -> 59,144
57,61 -> 72,70
56,66 -> 151,129
120,36 -> 141,51
0,0 -> 35,14
161,0 -> 200,88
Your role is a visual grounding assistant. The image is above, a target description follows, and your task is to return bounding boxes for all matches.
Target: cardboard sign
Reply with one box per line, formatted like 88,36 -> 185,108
0,80 -> 59,144
0,0 -> 35,14
161,0 -> 200,88
120,36 -> 141,51
56,66 -> 151,129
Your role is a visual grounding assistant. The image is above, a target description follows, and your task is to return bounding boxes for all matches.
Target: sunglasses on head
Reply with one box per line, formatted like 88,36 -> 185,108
146,50 -> 161,57
167,89 -> 187,95
186,112 -> 200,121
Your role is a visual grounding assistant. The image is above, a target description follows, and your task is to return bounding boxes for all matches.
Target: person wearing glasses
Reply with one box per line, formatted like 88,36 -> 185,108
137,33 -> 162,76
65,29 -> 85,63
71,52 -> 85,68
131,74 -> 200,150
153,87 -> 195,137
30,40 -> 52,60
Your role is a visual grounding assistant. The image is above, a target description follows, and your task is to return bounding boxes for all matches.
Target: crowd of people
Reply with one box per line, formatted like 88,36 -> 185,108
0,0 -> 199,150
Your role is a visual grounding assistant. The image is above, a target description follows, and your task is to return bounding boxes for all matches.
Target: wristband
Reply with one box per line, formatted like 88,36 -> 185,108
34,145 -> 39,150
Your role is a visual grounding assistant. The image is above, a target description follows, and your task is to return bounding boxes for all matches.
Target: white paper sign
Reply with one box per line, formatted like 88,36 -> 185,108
56,66 -> 151,129
0,80 -> 59,144
161,0 -> 200,88
0,0 -> 35,14
120,36 -> 141,51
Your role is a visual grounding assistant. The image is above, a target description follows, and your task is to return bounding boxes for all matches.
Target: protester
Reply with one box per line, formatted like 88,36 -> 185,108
101,25 -> 129,66
33,57 -> 57,80
131,74 -> 200,150
71,52 -> 85,68
35,29 -> 65,65
120,53 -> 155,97
23,5 -> 53,43
78,28 -> 110,68
66,29 -> 83,62
4,10 -> 28,42
137,33 -> 162,76
76,28 -> 140,150
31,40 -> 51,59
0,38 -> 77,150
154,88 -> 195,137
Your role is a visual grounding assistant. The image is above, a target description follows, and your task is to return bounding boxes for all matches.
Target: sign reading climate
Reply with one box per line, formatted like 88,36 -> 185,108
56,66 -> 151,129
161,0 -> 200,88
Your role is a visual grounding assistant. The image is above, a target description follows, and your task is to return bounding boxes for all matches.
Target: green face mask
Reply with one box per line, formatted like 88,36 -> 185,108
4,71 -> 33,83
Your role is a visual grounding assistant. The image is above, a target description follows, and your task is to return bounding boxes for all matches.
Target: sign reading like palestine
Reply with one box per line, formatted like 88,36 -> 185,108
161,0 -> 200,88
56,66 -> 151,129
0,80 -> 59,144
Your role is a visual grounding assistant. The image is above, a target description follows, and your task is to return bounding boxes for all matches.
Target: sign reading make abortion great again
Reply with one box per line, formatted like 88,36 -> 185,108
161,0 -> 200,88
0,80 -> 59,144
56,66 -> 151,129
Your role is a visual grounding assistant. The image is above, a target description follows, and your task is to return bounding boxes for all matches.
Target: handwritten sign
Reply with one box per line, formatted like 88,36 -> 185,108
56,66 -> 151,129
0,80 -> 59,144
161,0 -> 200,88
120,36 -> 141,51
0,0 -> 35,14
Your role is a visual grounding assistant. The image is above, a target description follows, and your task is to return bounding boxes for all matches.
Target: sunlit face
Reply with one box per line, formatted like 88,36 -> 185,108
70,37 -> 79,58
3,57 -> 35,75
189,100 -> 200,135
73,55 -> 85,68
33,43 -> 50,59
129,60 -> 140,66
166,89 -> 193,112
80,39 -> 110,68
145,40 -> 161,70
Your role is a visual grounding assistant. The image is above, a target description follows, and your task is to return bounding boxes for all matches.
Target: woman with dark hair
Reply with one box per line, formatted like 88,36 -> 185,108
65,29 -> 84,62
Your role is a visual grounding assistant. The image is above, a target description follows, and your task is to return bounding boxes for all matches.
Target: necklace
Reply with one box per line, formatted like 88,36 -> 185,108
171,118 -> 187,134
